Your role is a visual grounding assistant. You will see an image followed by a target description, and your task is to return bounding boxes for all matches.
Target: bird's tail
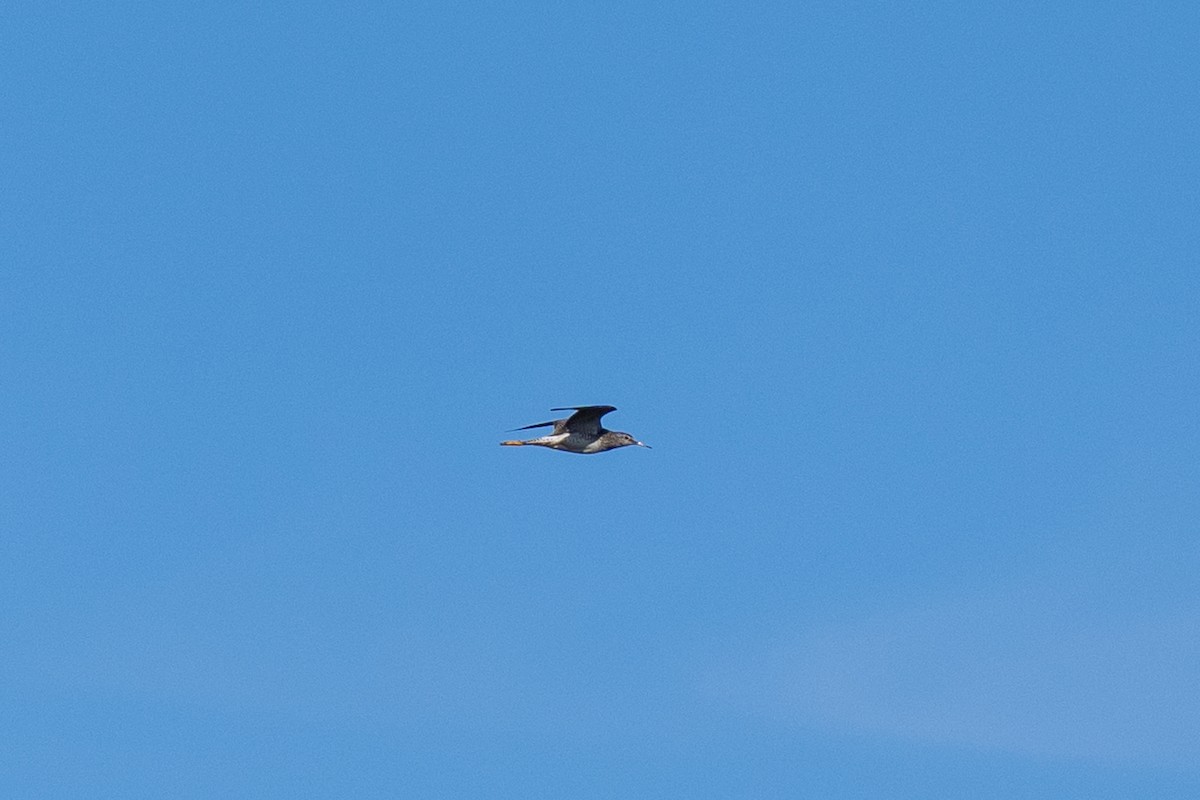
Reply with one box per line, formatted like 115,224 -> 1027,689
499,440 -> 526,446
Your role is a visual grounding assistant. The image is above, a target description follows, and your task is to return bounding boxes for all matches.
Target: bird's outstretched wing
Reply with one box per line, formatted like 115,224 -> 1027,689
508,419 -> 559,432
551,405 -> 617,436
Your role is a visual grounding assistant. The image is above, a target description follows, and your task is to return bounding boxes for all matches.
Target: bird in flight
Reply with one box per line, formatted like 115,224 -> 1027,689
500,406 -> 651,454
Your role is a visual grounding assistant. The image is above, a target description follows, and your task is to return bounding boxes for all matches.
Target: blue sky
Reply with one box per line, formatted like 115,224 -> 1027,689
3,2 -> 1198,797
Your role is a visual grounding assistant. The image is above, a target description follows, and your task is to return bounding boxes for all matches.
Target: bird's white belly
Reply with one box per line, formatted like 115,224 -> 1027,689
546,432 -> 600,453
540,433 -> 572,448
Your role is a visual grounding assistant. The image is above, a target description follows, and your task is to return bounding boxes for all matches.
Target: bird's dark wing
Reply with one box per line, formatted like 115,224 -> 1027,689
550,405 -> 617,436
508,419 -> 560,432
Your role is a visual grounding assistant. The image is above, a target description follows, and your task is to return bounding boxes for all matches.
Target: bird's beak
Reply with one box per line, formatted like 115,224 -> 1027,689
637,441 -> 651,448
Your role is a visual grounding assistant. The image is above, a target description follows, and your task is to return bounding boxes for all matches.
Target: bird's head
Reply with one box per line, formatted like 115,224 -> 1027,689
611,432 -> 651,449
